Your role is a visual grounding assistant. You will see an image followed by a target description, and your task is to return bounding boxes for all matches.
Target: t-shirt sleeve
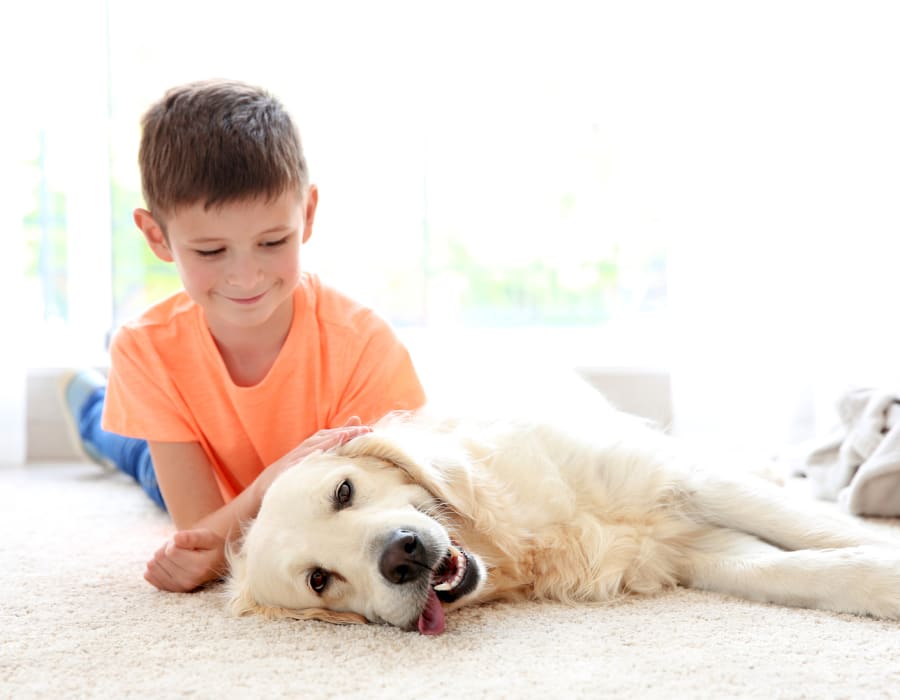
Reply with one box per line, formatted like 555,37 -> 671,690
331,313 -> 426,427
101,326 -> 197,442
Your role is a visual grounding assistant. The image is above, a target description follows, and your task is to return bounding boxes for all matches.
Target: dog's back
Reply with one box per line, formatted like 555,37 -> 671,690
373,411 -> 712,603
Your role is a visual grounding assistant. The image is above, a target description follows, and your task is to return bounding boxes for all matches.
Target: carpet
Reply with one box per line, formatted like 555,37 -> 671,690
3,462 -> 900,700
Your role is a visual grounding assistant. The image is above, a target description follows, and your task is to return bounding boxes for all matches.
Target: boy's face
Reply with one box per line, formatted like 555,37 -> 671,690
134,188 -> 317,338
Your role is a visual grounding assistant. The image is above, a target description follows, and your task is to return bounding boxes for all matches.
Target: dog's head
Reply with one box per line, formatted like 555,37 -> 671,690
227,432 -> 486,635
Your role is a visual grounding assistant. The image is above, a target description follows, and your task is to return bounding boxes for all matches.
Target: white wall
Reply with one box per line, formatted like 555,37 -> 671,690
664,1 -> 900,454
0,118 -> 27,465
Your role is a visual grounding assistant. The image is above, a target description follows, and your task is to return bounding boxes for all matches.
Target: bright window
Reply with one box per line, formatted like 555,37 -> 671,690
21,1 -> 668,370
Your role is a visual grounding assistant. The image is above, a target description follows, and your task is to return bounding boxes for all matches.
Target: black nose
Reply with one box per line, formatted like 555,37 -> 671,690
379,529 -> 429,585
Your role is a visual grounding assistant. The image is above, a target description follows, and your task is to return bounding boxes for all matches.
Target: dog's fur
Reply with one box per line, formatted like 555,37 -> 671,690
227,408 -> 900,634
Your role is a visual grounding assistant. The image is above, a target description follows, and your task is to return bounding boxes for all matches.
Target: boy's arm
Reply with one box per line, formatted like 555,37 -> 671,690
143,419 -> 371,592
148,441 -> 226,531
141,440 -> 237,593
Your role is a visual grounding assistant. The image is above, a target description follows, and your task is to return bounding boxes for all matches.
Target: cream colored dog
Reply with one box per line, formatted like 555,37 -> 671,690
227,409 -> 900,635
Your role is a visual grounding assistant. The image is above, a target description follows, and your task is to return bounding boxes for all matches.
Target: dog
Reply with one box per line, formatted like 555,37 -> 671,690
227,407 -> 900,635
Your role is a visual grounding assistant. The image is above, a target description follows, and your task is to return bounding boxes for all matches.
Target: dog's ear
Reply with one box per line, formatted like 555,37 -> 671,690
337,430 -> 474,508
239,603 -> 367,626
224,537 -> 257,617
270,607 -> 368,625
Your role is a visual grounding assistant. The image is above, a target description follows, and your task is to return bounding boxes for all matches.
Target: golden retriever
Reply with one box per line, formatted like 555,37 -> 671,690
227,409 -> 900,635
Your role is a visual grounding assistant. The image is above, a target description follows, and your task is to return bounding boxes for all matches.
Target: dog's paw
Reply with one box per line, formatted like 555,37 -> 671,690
829,547 -> 900,620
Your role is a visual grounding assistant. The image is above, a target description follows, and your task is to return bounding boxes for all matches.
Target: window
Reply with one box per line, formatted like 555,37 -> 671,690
21,1 -> 668,370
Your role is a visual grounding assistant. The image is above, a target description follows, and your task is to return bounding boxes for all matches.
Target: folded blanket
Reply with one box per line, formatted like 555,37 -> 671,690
798,387 -> 900,516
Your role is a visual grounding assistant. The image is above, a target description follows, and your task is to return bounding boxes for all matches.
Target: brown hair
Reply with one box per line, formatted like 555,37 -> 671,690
138,79 -> 308,220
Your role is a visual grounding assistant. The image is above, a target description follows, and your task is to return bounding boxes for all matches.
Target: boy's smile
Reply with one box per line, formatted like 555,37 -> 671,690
134,188 -> 317,351
226,291 -> 269,305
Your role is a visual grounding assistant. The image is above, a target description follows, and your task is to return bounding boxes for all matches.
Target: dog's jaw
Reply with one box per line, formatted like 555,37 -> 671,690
414,545 -> 484,635
432,546 -> 481,603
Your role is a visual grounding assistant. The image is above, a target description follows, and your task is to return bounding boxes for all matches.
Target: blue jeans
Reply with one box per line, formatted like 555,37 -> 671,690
80,387 -> 167,511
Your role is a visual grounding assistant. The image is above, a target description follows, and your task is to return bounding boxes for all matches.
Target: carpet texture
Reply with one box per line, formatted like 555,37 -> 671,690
3,462 -> 900,699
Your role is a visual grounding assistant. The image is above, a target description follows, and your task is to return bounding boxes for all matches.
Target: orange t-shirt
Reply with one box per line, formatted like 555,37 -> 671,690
102,272 -> 425,501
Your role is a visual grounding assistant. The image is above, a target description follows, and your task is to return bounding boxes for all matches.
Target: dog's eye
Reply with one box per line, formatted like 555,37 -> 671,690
334,479 -> 353,509
309,569 -> 330,594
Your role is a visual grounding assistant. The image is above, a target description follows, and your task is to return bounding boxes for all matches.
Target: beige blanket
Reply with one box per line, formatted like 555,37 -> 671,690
797,387 -> 900,516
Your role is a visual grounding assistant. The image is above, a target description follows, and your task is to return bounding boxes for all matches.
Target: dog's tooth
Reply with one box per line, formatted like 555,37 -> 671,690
432,549 -> 468,592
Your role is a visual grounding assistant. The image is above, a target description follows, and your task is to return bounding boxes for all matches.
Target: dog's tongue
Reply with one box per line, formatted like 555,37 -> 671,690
417,588 -> 446,635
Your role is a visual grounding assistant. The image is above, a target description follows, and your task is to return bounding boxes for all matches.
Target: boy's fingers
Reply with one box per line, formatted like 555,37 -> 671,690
146,536 -> 216,592
146,557 -> 175,588
340,427 -> 369,443
173,530 -> 200,549
173,529 -> 218,551
144,568 -> 158,588
146,556 -> 194,592
147,565 -> 176,591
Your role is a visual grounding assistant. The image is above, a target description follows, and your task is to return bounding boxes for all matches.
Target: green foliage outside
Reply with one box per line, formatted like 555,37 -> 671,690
23,175 -> 180,327
23,188 -> 68,321
109,182 -> 180,323
447,240 -> 621,326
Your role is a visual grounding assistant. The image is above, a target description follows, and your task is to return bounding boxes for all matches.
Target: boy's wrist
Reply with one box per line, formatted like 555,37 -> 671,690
249,477 -> 266,509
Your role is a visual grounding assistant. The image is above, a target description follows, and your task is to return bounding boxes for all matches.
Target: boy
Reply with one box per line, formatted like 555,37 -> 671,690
62,79 -> 426,593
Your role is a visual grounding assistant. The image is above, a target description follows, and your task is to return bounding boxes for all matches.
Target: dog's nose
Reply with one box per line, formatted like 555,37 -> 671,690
379,529 -> 429,585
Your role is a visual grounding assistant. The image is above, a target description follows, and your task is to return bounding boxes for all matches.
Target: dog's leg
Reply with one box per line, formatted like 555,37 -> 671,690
684,529 -> 900,619
681,469 -> 898,550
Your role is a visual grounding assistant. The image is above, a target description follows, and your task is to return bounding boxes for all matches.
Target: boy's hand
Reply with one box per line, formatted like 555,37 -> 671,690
255,417 -> 373,497
284,415 -> 372,461
144,528 -> 226,593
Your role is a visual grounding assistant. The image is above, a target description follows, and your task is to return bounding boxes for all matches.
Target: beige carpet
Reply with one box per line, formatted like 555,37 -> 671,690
3,462 -> 900,700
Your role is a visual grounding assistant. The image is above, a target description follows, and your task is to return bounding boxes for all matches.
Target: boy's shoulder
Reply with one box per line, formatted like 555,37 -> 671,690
302,272 -> 384,335
123,289 -> 196,329
112,289 -> 198,348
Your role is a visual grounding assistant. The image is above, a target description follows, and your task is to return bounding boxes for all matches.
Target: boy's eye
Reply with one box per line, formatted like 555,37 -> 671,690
261,236 -> 290,248
196,248 -> 225,257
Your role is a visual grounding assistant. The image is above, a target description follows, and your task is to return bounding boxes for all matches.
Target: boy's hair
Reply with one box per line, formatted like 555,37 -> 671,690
138,79 -> 308,221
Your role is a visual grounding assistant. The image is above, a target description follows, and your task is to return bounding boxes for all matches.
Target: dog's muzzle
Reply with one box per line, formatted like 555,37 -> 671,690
378,529 -> 479,635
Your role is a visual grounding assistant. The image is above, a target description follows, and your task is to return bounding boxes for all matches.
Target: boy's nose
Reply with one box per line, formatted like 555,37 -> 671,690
225,254 -> 263,289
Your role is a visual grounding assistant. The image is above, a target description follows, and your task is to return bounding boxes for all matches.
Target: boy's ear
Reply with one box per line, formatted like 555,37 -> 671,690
134,208 -> 174,262
302,185 -> 318,244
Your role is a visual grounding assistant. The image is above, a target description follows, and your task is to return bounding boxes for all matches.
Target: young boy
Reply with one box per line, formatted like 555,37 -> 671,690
61,79 -> 426,594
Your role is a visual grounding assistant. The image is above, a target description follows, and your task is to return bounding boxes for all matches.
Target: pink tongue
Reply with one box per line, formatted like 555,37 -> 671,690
417,588 -> 446,635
